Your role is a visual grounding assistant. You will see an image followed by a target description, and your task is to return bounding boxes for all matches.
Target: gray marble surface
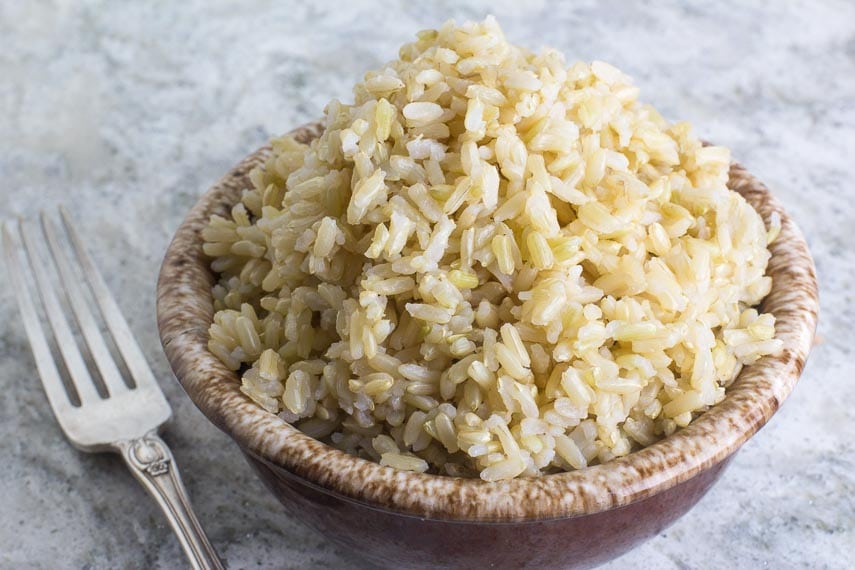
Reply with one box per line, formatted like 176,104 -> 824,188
1,1 -> 853,568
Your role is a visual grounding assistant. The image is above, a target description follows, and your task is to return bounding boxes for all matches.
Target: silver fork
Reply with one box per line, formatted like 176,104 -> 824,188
3,208 -> 224,570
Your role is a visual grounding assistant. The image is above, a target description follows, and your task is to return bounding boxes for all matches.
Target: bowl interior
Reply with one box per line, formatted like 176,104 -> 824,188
156,123 -> 818,521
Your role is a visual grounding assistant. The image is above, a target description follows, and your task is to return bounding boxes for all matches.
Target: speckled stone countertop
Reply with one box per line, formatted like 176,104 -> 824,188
1,1 -> 852,568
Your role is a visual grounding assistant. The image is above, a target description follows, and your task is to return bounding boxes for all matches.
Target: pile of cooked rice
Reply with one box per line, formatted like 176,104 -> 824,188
202,17 -> 782,480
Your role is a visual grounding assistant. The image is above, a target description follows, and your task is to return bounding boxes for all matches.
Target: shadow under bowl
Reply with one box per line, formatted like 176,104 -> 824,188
156,123 -> 818,569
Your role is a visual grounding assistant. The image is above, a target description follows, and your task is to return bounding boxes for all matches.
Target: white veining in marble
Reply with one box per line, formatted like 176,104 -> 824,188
1,1 -> 853,568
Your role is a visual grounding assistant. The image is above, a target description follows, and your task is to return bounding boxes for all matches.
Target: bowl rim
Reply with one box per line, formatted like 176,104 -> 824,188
156,123 -> 818,522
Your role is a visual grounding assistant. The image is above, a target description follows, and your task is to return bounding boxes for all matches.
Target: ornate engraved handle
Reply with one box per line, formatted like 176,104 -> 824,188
116,432 -> 224,570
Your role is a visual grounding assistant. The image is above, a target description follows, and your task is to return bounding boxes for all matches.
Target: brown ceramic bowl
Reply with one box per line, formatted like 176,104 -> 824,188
157,123 -> 818,569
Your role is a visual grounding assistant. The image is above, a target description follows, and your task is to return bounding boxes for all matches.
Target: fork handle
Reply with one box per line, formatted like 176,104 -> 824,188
116,432 -> 225,570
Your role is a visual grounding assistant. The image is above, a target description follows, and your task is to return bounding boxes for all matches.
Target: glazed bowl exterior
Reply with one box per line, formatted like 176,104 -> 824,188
156,124 -> 818,569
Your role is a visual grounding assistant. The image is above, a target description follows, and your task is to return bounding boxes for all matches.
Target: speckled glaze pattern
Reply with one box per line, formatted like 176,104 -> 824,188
244,451 -> 734,569
156,123 -> 817,524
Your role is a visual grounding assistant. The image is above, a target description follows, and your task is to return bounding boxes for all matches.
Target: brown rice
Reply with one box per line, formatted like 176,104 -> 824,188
202,17 -> 782,481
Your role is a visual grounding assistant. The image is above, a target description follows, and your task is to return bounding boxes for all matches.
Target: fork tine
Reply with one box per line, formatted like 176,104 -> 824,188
59,206 -> 161,392
13,220 -> 103,404
2,224 -> 79,416
41,212 -> 131,396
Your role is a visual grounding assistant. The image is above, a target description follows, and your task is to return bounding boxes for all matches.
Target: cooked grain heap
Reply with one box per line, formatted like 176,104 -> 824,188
203,17 -> 782,480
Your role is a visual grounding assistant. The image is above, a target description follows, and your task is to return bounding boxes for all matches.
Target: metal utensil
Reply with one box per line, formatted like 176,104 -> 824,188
3,207 -> 224,570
